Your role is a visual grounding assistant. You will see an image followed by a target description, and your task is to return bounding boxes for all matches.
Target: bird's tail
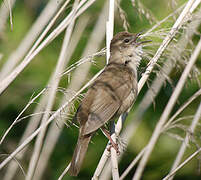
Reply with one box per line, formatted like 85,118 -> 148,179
68,134 -> 91,176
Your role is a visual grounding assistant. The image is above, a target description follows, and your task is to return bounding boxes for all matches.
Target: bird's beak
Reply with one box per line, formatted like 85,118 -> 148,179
131,32 -> 152,46
131,32 -> 142,43
137,40 -> 152,45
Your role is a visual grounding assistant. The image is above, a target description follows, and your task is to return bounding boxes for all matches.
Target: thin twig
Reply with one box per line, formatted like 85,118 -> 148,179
162,148 -> 201,180
0,0 -> 95,94
138,0 -> 198,92
92,1 -> 200,178
120,147 -> 146,180
0,88 -> 46,145
166,101 -> 201,180
133,32 -> 201,180
58,164 -> 71,180
163,88 -> 201,131
0,0 -> 66,80
2,91 -> 50,180
7,0 -> 13,30
0,66 -> 103,170
0,0 -> 16,33
106,0 -> 120,179
58,1 -> 108,178
33,15 -> 90,180
0,0 -> 99,171
25,2 -> 79,179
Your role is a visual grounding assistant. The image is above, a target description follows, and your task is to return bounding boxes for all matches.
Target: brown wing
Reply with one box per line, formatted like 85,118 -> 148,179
82,86 -> 120,135
82,64 -> 134,135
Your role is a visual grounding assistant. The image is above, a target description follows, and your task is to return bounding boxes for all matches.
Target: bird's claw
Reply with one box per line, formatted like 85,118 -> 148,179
107,142 -> 120,155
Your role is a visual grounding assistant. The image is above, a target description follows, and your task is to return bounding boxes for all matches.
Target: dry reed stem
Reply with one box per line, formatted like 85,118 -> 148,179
128,3 -> 201,150
32,15 -> 90,180
2,91 -> 50,180
133,30 -> 201,180
93,1 -> 200,178
163,147 -> 201,180
0,0 -> 97,171
0,0 -> 95,94
0,0 -> 65,80
119,87 -> 201,179
166,100 -> 201,180
0,68 -> 103,170
142,4 -> 185,38
58,1 -> 108,178
105,0 -> 120,179
7,0 -> 13,30
92,147 -> 111,179
163,89 -> 201,131
119,88 -> 201,179
0,0 -> 70,81
61,48 -> 106,78
104,0 -> 201,178
58,163 -> 71,180
138,0 -> 198,92
1,0 -> 201,179
0,8 -> 96,177
25,2 -> 79,179
115,0 -> 129,31
0,88 -> 46,145
106,0 -> 114,63
0,0 -> 15,33
120,147 -> 146,180
6,11 -> 104,177
2,14 -> 88,178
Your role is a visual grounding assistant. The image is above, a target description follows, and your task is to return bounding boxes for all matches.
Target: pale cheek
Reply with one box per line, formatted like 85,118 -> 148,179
116,41 -> 122,47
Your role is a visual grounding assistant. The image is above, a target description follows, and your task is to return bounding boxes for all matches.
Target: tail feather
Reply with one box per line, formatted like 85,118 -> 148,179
68,134 -> 91,176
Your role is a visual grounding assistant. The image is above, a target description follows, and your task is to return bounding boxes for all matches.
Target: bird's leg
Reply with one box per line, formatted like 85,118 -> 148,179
101,126 -> 119,154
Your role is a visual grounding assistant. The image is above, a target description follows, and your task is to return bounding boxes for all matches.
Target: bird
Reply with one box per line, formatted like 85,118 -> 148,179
68,31 -> 148,176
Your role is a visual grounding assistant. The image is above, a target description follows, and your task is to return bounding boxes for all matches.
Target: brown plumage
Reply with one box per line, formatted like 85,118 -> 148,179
68,31 -> 147,176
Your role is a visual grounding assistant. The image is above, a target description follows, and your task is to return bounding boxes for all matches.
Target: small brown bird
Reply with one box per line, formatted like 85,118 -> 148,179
68,31 -> 148,176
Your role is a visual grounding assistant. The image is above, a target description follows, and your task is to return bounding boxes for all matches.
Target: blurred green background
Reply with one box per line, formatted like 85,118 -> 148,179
0,0 -> 201,179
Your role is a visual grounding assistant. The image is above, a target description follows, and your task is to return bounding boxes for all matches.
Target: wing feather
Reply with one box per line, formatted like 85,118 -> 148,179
83,88 -> 120,135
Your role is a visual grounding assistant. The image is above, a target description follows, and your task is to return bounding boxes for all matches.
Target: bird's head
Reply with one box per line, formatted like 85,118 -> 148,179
109,31 -> 150,68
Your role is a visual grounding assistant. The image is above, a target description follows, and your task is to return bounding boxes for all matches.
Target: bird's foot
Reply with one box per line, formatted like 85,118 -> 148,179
107,142 -> 120,154
101,127 -> 120,154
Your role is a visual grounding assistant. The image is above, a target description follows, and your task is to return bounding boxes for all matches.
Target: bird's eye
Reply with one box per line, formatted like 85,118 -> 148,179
124,38 -> 130,43
125,60 -> 131,65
